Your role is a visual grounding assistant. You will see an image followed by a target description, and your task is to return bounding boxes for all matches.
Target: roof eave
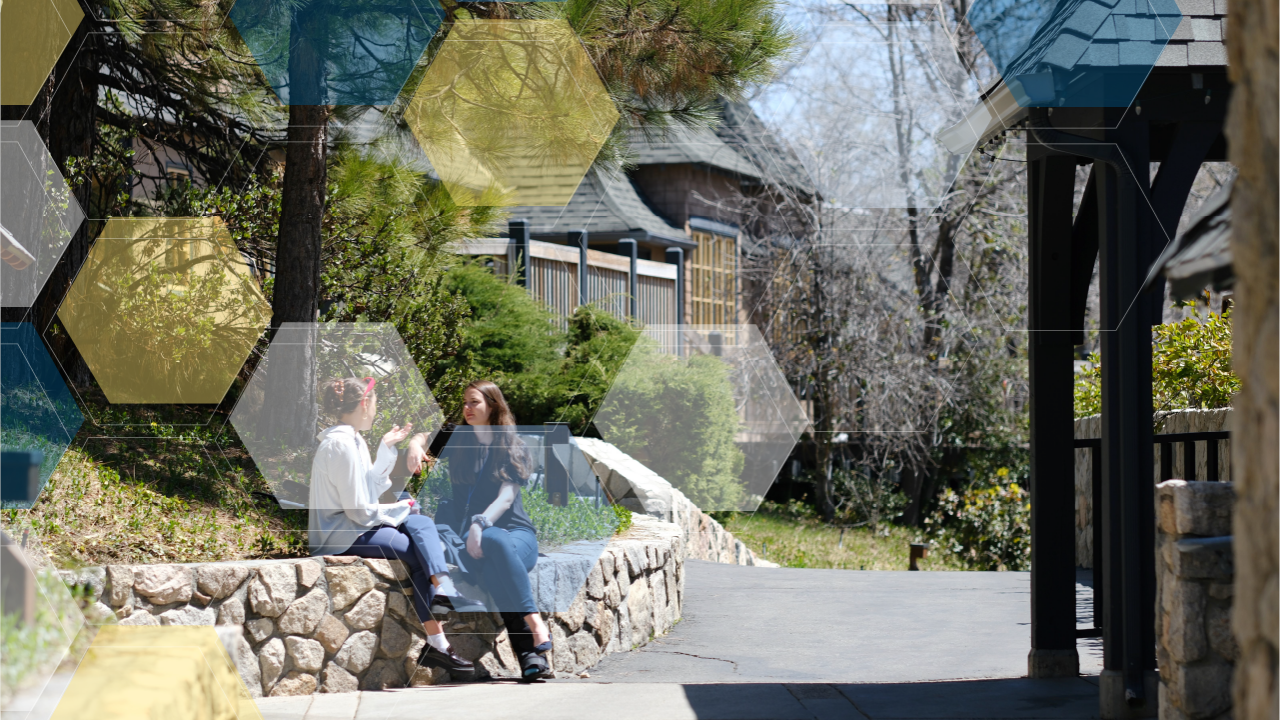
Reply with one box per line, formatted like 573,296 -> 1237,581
938,80 -> 1028,155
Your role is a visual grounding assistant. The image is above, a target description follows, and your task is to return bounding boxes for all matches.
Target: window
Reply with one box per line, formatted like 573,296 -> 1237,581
689,230 -> 737,325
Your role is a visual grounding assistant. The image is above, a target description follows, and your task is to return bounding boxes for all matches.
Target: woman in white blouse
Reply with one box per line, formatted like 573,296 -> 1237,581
309,376 -> 475,677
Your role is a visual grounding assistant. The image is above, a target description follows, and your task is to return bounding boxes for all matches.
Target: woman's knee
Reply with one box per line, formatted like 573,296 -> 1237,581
479,527 -> 516,556
403,514 -> 437,533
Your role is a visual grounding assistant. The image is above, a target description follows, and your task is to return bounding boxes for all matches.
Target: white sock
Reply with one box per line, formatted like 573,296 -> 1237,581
435,575 -> 458,597
427,633 -> 450,652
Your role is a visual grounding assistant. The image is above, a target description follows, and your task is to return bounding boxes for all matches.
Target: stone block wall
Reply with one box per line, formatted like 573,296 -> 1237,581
577,437 -> 778,567
1075,408 -> 1233,568
1156,479 -> 1238,720
61,513 -> 685,696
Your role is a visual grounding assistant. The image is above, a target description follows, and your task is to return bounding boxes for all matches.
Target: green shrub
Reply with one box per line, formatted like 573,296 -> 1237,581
596,338 -> 746,510
522,484 -> 621,548
923,468 -> 1030,571
1075,306 -> 1238,418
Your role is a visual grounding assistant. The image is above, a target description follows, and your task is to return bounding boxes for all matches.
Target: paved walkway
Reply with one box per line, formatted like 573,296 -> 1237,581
255,678 -> 1102,720
254,562 -> 1105,720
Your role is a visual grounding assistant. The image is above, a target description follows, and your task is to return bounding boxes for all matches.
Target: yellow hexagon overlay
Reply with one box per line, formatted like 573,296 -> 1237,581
405,19 -> 620,207
51,626 -> 263,719
58,217 -> 271,404
1,0 -> 85,106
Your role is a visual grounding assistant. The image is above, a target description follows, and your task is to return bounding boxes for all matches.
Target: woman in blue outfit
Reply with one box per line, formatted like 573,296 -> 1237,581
405,380 -> 553,681
308,376 -> 476,677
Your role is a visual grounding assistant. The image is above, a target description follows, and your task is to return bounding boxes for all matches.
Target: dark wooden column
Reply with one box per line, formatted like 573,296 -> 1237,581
509,218 -> 530,288
569,229 -> 588,308
1097,111 -> 1158,718
1027,150 -> 1081,678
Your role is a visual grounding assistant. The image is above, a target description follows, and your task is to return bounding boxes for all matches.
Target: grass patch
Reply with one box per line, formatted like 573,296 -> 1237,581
1,404 -> 308,567
721,507 -> 968,571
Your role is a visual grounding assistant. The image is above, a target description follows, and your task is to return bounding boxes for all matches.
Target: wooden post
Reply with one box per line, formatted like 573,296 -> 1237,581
569,230 -> 588,310
619,239 -> 637,319
1027,149 -> 1080,678
509,218 -> 530,288
544,423 -> 571,506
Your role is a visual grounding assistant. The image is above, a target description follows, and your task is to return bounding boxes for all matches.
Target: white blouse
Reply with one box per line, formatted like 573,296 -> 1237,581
308,424 -> 411,556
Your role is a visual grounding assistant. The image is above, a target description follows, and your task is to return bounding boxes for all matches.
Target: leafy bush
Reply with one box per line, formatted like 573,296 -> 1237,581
522,484 -> 621,548
596,338 -> 746,510
923,468 -> 1030,571
1075,306 -> 1238,417
831,467 -> 909,531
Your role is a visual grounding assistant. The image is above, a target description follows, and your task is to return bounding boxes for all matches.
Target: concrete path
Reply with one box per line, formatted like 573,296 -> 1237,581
576,561 -> 1103,683
253,562 -> 1105,720
254,678 -> 1102,720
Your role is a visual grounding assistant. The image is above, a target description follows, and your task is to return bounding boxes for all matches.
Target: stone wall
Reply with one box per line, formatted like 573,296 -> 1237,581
1074,409 -> 1233,568
61,513 -> 685,696
1156,480 -> 1237,720
1224,0 -> 1279,711
575,438 -> 778,567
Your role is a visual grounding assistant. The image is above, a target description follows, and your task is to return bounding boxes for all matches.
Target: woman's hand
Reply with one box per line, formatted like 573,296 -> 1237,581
466,524 -> 485,559
381,423 -> 413,450
404,435 -> 434,475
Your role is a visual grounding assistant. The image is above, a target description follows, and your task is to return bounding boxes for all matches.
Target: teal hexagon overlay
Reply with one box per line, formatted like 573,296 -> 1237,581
227,0 -> 445,105
967,0 -> 1182,107
2,323 -> 84,508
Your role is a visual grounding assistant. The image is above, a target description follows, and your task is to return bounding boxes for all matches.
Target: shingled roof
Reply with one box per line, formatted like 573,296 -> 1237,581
504,167 -> 694,248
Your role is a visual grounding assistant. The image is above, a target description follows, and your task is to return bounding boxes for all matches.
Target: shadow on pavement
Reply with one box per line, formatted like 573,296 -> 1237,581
680,676 -> 1101,720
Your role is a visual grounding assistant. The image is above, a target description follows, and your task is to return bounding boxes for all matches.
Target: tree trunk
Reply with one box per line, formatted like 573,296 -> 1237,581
272,103 -> 328,327
1224,0 -> 1278,713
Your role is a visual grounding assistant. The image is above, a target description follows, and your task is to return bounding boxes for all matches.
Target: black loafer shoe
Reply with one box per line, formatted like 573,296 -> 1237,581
418,644 -> 476,677
430,593 -> 488,615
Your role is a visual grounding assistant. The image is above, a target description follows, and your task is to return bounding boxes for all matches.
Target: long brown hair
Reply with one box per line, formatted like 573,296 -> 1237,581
459,380 -> 530,484
464,380 -> 516,427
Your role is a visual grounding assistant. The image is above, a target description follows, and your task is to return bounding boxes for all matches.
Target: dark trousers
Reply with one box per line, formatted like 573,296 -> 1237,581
462,525 -> 538,615
345,514 -> 447,623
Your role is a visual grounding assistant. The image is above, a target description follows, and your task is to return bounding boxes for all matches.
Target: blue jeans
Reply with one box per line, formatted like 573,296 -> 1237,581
464,525 -> 538,614
345,514 -> 446,623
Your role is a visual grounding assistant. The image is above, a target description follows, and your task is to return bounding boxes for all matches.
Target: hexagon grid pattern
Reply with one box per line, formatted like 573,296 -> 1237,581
0,0 -> 84,106
230,323 -> 443,509
50,626 -> 262,719
967,0 -> 1181,107
1,323 -> 84,508
405,19 -> 620,207
1,120 -> 87,308
57,217 -> 271,404
593,325 -> 809,512
0,526 -> 87,712
417,424 -> 619,612
228,0 -> 445,105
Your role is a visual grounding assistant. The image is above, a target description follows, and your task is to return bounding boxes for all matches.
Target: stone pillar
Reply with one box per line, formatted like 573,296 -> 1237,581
1224,0 -> 1279,716
1154,480 -> 1236,719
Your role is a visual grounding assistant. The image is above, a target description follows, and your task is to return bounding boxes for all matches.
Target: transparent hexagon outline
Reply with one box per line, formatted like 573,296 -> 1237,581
964,0 -> 1182,111
417,424 -> 619,613
750,3 -> 984,210
226,0 -> 447,106
226,322 -> 444,511
55,216 -> 271,406
589,324 -> 809,513
0,523 -> 89,713
47,625 -> 262,718
403,18 -> 621,208
0,0 -> 85,106
1,120 -> 88,308
1,322 -> 85,508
